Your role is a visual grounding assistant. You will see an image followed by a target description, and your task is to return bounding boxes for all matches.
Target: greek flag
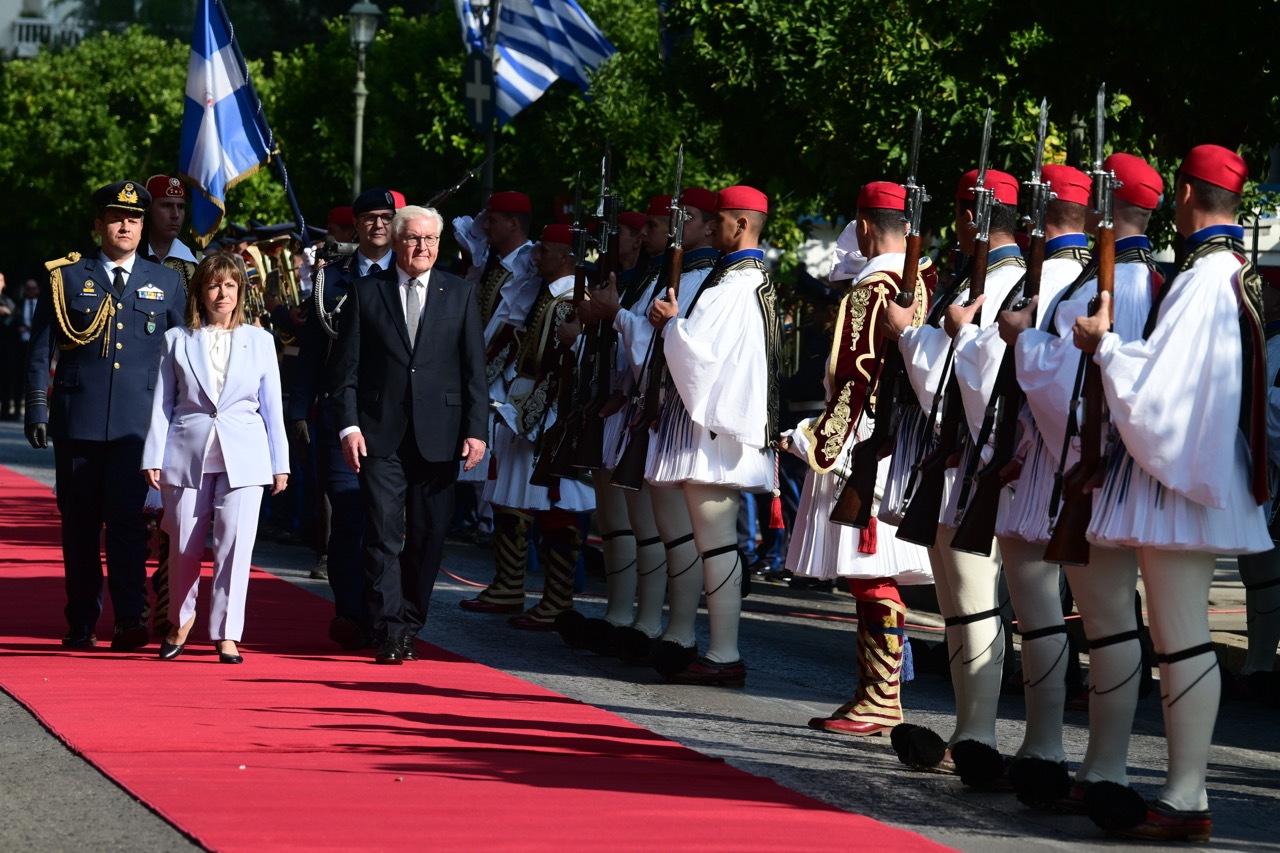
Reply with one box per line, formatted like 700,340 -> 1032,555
455,0 -> 616,126
179,0 -> 274,244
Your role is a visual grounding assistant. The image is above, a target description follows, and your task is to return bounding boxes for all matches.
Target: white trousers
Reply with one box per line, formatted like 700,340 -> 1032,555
162,473 -> 264,643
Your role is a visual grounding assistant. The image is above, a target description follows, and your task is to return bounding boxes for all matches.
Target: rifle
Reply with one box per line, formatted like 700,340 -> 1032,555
530,173 -> 589,486
951,99 -> 1053,556
896,108 -> 996,548
831,110 -> 929,527
1044,85 -> 1118,565
611,146 -> 690,490
424,148 -> 501,209
572,143 -> 621,469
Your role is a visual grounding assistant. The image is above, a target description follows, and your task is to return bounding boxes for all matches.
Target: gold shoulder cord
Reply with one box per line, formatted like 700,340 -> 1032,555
47,253 -> 115,357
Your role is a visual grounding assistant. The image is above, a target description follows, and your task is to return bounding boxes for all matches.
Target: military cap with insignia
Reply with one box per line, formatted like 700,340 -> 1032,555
352,187 -> 404,215
145,175 -> 186,200
93,180 -> 151,215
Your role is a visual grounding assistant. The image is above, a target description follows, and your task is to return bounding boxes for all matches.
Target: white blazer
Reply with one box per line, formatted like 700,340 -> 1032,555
142,324 -> 290,488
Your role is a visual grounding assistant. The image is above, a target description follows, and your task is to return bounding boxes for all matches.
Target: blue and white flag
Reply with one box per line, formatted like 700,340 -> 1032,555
455,0 -> 616,126
179,0 -> 274,244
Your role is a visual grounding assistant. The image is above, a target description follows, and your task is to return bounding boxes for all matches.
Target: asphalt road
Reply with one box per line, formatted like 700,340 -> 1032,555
1,419 -> 1278,852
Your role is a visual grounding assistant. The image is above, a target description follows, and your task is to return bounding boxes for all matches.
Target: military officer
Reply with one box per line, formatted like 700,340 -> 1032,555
25,180 -> 185,651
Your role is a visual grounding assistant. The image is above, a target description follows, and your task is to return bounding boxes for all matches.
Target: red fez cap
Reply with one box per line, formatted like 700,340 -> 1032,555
1104,153 -> 1163,209
956,169 -> 1019,206
488,191 -> 532,214
682,187 -> 718,213
646,195 -> 672,216
1041,164 -> 1092,206
328,205 -> 354,227
717,185 -> 769,214
389,190 -> 406,209
540,223 -> 574,245
145,175 -> 186,200
619,211 -> 646,232
1179,144 -> 1247,194
857,181 -> 906,211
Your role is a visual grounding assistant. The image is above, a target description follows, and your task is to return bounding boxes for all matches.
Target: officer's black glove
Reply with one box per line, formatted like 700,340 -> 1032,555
25,422 -> 47,449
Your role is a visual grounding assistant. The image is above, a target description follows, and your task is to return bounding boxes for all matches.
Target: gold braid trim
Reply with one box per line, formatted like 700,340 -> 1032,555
47,253 -> 115,356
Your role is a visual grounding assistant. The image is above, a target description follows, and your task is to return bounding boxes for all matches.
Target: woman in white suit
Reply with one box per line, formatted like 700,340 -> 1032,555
142,254 -> 289,663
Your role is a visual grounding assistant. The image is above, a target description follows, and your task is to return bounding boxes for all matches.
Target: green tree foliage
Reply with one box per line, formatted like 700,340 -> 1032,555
3,1 -> 1277,279
0,26 -> 189,270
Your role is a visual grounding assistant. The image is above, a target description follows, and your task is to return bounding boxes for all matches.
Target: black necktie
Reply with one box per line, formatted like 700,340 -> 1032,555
111,266 -> 126,297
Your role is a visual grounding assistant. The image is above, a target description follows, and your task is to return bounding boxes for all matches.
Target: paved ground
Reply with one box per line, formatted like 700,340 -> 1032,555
2,419 -> 1278,852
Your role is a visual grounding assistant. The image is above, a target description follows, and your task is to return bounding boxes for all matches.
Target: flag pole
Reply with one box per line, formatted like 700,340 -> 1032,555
212,0 -> 307,238
482,0 -> 501,197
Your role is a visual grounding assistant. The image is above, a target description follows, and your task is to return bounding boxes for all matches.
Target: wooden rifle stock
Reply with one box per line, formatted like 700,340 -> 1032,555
610,242 -> 684,490
895,372 -> 962,547
830,237 -> 922,527
952,232 -> 1045,554
829,349 -> 901,527
532,263 -> 590,485
1043,227 -> 1115,565
896,238 -> 991,548
572,229 -> 624,469
949,351 -> 1020,555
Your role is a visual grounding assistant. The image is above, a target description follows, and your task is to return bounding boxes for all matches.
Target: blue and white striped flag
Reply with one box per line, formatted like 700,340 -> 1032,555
179,0 -> 274,244
455,0 -> 616,126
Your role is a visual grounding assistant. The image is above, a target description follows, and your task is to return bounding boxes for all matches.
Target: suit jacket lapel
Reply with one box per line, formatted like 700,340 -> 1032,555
375,267 -> 412,353
183,329 -> 216,404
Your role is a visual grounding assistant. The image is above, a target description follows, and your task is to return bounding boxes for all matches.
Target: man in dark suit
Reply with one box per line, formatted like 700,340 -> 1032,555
329,204 -> 488,664
290,190 -> 402,647
25,180 -> 185,651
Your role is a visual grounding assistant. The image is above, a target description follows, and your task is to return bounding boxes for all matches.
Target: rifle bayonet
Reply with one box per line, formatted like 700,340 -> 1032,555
1025,98 -> 1054,242
904,108 -> 930,237
972,108 -> 995,246
667,144 -> 689,243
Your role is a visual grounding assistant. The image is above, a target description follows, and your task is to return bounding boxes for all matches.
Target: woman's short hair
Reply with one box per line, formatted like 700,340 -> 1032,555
186,252 -> 249,330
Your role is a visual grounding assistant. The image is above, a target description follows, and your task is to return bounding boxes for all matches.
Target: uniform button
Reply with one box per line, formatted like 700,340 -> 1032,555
411,368 -> 416,373
116,322 -> 124,330
113,362 -> 120,369
116,302 -> 123,310
115,342 -> 122,350
211,412 -> 217,419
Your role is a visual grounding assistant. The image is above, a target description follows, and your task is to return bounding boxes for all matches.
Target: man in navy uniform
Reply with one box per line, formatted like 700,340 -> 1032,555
25,180 -> 185,651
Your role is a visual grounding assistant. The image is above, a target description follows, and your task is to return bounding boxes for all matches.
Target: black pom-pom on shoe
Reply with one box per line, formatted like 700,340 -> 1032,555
553,610 -> 590,649
952,739 -> 1008,790
580,618 -> 617,655
650,639 -> 697,677
614,626 -> 655,665
1085,781 -> 1148,832
1008,757 -> 1070,809
890,723 -> 947,770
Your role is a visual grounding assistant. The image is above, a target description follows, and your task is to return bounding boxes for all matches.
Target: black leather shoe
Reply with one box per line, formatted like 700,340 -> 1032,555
158,640 -> 184,660
400,635 -> 418,662
375,638 -> 403,665
329,616 -> 365,651
110,620 -> 149,652
218,652 -> 244,664
62,627 -> 97,648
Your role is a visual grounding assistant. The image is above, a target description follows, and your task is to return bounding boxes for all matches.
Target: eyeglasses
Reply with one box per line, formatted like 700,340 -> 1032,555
359,213 -> 393,224
402,234 -> 440,247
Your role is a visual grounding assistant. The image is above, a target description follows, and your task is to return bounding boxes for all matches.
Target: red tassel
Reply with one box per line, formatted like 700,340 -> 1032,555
769,494 -> 784,530
857,516 -> 878,554
768,452 -> 785,530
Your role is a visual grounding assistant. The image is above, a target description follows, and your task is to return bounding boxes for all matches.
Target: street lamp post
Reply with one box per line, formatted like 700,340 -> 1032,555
348,1 -> 382,198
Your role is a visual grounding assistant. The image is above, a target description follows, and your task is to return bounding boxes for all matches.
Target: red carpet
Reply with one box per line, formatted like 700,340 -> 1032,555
0,464 -> 948,852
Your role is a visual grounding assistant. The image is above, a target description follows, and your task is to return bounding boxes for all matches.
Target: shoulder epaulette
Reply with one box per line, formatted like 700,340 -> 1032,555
45,252 -> 81,272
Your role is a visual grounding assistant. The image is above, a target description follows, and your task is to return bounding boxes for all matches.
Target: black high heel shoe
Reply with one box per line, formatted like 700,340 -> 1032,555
217,643 -> 244,664
158,640 -> 184,660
